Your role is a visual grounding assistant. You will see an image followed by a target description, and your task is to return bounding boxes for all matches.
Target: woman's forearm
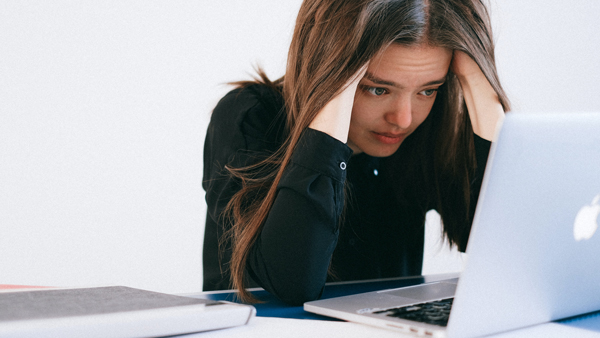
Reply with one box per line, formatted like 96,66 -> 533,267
308,65 -> 368,143
247,129 -> 352,305
452,51 -> 505,142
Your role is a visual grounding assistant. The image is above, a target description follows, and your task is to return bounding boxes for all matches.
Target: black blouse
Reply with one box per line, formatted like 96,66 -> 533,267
202,84 -> 491,305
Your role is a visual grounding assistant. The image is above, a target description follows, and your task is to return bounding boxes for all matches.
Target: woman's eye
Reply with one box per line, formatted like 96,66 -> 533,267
367,87 -> 387,96
419,89 -> 437,97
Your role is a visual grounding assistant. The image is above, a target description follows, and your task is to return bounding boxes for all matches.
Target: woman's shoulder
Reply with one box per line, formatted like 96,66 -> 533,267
209,83 -> 286,146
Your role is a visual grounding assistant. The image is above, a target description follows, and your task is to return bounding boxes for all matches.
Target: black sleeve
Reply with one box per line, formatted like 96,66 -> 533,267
247,129 -> 351,305
203,86 -> 352,304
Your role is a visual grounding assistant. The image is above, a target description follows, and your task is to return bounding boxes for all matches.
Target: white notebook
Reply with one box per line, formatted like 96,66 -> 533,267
0,286 -> 255,338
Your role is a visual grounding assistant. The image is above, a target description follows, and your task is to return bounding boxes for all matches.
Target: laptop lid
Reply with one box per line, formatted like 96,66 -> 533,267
448,111 -> 600,337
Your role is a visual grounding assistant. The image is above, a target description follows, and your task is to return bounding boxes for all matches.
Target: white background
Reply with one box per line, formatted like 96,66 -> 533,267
1,1 -> 598,294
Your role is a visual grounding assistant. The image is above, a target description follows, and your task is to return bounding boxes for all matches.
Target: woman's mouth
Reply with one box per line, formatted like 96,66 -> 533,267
371,131 -> 406,145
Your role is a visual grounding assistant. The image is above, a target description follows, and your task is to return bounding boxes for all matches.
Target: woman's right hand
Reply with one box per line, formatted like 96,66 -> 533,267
308,64 -> 368,144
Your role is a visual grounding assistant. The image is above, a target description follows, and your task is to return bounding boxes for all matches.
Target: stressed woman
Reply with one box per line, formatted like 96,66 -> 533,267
203,0 -> 510,305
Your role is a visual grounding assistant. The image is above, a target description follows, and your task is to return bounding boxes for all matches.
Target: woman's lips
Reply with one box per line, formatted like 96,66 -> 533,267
371,131 -> 406,145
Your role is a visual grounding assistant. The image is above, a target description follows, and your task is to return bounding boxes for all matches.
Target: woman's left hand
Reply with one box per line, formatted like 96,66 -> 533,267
451,50 -> 505,141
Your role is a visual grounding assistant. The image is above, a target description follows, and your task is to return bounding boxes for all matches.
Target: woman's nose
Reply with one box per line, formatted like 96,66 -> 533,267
385,98 -> 412,129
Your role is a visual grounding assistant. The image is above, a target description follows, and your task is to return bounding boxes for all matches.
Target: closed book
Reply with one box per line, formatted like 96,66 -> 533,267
0,286 -> 255,338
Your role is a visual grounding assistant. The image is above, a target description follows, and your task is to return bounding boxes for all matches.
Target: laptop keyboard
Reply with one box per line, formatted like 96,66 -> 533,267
373,298 -> 454,327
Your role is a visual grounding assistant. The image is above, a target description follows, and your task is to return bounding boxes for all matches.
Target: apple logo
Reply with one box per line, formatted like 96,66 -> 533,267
574,194 -> 600,241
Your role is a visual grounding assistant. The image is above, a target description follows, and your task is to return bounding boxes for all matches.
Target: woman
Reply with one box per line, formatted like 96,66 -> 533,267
203,0 -> 510,305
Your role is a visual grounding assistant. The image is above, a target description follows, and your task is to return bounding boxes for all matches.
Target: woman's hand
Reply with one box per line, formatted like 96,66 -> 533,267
308,64 -> 368,143
451,51 -> 505,141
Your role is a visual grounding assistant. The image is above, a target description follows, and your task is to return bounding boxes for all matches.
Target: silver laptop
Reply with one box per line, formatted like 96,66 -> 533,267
305,112 -> 600,338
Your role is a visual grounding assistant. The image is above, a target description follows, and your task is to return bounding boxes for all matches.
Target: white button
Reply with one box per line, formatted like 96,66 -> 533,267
373,169 -> 379,176
340,162 -> 347,170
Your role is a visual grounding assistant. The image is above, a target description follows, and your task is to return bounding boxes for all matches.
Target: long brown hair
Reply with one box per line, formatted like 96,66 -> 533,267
222,0 -> 510,303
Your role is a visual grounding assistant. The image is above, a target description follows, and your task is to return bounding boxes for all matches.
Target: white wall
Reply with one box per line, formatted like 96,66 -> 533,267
0,0 -> 301,293
1,1 -> 598,293
492,0 -> 600,113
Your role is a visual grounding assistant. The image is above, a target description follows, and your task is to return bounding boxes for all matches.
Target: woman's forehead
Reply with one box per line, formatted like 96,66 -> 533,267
366,43 -> 452,87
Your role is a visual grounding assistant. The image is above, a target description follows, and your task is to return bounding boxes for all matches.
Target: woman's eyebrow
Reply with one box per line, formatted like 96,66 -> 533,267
423,78 -> 446,86
364,72 -> 446,88
364,72 -> 398,87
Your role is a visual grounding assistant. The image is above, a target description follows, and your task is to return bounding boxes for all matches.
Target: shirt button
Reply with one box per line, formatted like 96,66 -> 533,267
339,162 -> 347,170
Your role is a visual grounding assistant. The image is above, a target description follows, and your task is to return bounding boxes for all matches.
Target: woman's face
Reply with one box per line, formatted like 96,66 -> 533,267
348,43 -> 453,157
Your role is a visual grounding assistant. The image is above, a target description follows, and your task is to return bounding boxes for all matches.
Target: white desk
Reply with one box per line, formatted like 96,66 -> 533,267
182,316 -> 600,338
